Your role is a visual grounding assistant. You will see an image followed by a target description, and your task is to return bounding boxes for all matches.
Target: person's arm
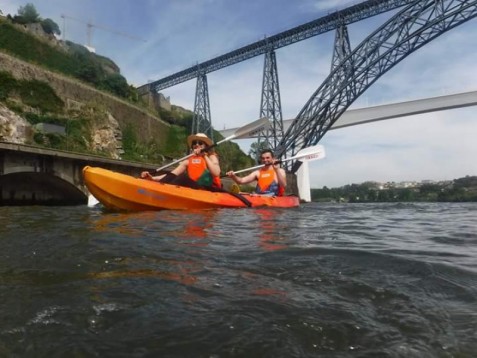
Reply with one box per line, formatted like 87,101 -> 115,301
140,160 -> 187,182
226,170 -> 258,185
140,171 -> 165,181
274,165 -> 287,188
204,153 -> 221,177
170,160 -> 187,176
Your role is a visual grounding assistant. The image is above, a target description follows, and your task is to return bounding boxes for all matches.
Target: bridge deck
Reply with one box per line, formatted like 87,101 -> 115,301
219,90 -> 477,138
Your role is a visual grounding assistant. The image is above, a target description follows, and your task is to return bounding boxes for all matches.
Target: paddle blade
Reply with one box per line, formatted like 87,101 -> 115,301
294,144 -> 326,162
298,147 -> 325,162
289,145 -> 325,173
225,117 -> 270,141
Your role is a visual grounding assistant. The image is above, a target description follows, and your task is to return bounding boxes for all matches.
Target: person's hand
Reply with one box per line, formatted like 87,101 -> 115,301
226,171 -> 235,177
140,171 -> 153,180
193,147 -> 206,156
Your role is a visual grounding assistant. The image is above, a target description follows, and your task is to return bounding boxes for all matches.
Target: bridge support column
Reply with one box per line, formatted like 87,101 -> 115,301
296,161 -> 311,202
192,72 -> 213,139
258,50 -> 285,159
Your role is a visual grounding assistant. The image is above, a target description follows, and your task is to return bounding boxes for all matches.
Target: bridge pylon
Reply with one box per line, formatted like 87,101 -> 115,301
192,72 -> 213,139
257,49 -> 285,161
331,23 -> 355,91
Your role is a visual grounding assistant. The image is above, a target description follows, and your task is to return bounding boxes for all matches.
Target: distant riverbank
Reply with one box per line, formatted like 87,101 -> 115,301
311,175 -> 477,202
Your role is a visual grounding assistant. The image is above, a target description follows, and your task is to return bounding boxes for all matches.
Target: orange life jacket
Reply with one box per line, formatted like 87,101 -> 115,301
256,166 -> 284,196
186,154 -> 222,188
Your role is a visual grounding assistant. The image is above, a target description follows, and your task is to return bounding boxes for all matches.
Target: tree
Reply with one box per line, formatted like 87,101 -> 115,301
377,190 -> 390,202
41,18 -> 61,35
17,3 -> 40,23
248,140 -> 269,162
100,73 -> 130,98
76,63 -> 101,84
397,188 -> 414,201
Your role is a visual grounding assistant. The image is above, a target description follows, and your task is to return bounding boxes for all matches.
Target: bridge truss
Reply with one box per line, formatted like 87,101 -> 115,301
257,49 -> 284,155
138,0 -> 416,92
138,0 -> 417,138
191,72 -> 213,139
139,0 -> 476,168
277,0 -> 477,171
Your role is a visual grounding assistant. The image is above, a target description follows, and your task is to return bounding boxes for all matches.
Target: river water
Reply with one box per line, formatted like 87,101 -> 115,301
0,202 -> 476,357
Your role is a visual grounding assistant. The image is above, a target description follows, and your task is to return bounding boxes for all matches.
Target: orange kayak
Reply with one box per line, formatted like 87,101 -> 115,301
83,166 -> 300,211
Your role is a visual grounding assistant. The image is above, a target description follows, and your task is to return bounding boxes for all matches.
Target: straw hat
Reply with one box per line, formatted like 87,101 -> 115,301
187,133 -> 213,147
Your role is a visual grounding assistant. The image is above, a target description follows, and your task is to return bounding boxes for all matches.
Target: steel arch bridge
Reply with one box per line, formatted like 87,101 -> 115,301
138,0 -> 419,138
139,0 -> 477,170
277,0 -> 477,172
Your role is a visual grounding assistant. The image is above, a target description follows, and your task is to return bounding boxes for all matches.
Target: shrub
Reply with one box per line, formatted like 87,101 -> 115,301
0,71 -> 17,100
18,79 -> 64,113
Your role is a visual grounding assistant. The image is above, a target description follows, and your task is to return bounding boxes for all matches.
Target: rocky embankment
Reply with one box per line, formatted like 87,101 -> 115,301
0,102 -> 124,158
0,51 -> 169,159
0,105 -> 30,144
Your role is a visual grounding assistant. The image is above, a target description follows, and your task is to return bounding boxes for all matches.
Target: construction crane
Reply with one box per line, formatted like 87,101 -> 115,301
60,14 -> 145,51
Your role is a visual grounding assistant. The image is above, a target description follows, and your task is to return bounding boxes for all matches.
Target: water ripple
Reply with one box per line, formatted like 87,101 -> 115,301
0,203 -> 476,356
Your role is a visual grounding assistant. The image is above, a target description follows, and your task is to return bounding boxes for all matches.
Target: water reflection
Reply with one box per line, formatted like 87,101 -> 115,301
84,210 -> 220,288
86,266 -> 198,286
90,211 -> 157,238
1,204 -> 476,356
254,208 -> 289,251
176,210 -> 217,247
89,210 -> 216,241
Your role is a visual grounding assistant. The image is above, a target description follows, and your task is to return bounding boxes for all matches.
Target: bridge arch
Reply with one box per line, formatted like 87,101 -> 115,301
0,142 -> 151,206
0,171 -> 87,206
278,0 -> 477,168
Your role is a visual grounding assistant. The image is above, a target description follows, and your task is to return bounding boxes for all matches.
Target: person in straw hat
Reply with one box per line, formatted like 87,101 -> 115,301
141,133 -> 222,189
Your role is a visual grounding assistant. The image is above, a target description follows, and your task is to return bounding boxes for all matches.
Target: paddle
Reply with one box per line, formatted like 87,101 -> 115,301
153,117 -> 270,173
224,144 -> 326,176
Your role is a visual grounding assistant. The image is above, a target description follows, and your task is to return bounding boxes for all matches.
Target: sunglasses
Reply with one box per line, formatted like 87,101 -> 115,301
191,140 -> 205,146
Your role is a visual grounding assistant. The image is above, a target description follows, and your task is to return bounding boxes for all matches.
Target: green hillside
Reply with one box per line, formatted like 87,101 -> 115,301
0,19 -> 134,100
0,7 -> 254,171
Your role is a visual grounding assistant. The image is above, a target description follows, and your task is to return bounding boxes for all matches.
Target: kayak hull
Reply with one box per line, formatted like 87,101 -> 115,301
83,166 -> 300,211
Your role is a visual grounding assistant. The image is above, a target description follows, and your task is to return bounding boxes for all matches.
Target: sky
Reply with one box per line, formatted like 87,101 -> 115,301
2,0 -> 477,188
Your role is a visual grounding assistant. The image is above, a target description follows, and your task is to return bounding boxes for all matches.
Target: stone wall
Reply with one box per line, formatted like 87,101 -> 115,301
140,90 -> 172,112
0,105 -> 31,144
0,52 -> 170,145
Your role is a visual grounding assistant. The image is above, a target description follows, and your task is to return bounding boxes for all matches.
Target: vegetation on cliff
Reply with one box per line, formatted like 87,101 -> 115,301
0,18 -> 135,101
7,3 -> 60,35
0,4 -> 255,172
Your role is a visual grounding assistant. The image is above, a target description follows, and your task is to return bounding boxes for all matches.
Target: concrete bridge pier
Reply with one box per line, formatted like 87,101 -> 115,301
0,142 -> 157,206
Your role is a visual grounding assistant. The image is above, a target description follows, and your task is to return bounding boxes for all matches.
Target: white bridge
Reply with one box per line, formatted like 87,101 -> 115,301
219,90 -> 477,138
219,89 -> 477,201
